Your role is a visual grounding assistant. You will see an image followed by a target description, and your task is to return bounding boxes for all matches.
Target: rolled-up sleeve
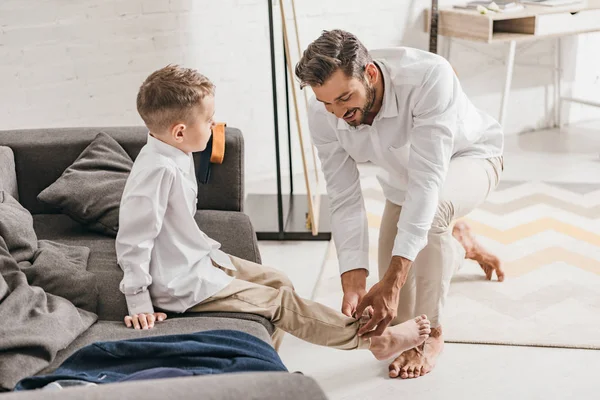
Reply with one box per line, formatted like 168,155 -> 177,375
392,62 -> 457,261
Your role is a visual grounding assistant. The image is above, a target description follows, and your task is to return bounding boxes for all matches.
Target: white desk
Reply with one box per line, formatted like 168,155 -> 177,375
426,0 -> 600,128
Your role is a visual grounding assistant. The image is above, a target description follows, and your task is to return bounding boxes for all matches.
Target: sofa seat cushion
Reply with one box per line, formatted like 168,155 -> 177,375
32,211 -> 264,321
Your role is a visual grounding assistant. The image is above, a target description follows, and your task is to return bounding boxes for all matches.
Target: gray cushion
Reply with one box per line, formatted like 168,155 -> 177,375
37,132 -> 133,237
0,191 -> 37,263
0,146 -> 18,201
32,210 -> 262,320
0,192 -> 98,314
19,241 -> 98,315
0,239 -> 98,392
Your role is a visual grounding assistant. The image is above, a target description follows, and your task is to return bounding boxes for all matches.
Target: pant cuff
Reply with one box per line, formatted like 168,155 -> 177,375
357,336 -> 371,350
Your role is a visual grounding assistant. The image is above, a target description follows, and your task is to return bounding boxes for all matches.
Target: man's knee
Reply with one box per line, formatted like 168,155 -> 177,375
430,200 -> 454,233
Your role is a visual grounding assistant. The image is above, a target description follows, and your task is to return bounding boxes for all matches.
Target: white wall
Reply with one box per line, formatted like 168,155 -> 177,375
1,0 -> 599,188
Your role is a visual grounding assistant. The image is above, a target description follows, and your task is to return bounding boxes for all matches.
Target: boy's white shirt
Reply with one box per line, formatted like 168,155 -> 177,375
116,133 -> 235,316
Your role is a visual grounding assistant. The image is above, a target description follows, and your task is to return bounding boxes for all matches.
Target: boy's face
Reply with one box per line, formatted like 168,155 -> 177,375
184,95 -> 216,153
169,95 -> 216,153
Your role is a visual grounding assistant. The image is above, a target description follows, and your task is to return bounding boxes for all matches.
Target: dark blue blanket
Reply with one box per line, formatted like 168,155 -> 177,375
16,329 -> 287,391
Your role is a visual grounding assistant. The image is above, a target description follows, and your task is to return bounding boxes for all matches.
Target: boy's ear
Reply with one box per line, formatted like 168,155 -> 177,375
171,123 -> 186,142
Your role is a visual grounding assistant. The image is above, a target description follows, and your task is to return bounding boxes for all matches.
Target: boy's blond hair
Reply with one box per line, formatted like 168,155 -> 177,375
136,65 -> 215,132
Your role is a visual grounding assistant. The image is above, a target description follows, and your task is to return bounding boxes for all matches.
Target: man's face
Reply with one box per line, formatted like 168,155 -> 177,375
312,68 -> 376,127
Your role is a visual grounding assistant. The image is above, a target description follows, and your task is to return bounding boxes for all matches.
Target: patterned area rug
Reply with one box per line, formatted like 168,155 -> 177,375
314,177 -> 600,349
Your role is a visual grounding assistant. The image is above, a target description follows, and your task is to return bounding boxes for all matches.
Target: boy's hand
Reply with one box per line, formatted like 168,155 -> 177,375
124,313 -> 167,330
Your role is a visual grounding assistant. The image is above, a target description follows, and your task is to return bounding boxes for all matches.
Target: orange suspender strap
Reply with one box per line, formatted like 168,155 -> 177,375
210,122 -> 226,164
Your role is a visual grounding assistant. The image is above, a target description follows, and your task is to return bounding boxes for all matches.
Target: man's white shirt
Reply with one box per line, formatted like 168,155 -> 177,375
308,47 -> 503,275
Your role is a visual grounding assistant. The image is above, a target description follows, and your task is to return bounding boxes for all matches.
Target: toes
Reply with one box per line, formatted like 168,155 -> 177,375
400,367 -> 409,379
415,314 -> 428,324
407,367 -> 415,379
416,315 -> 430,330
497,268 -> 506,282
414,366 -> 423,377
389,364 -> 401,378
483,265 -> 493,280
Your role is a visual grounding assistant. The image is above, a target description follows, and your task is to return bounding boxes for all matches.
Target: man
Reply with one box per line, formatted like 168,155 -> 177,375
296,30 -> 505,379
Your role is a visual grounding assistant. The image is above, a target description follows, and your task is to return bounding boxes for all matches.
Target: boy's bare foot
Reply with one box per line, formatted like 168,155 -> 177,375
453,221 -> 505,282
369,315 -> 431,361
388,325 -> 444,379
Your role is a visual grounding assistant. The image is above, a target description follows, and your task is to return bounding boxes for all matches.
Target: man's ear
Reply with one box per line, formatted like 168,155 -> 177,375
171,123 -> 186,142
364,63 -> 378,85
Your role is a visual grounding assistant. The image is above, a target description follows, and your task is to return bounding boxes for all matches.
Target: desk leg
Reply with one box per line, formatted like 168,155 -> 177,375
554,37 -> 562,128
499,40 -> 516,128
444,37 -> 452,63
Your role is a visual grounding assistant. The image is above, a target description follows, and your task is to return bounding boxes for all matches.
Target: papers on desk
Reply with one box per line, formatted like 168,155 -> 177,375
521,0 -> 583,6
454,1 -> 525,12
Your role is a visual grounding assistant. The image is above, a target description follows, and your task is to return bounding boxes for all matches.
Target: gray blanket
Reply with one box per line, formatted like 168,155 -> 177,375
0,191 -> 98,391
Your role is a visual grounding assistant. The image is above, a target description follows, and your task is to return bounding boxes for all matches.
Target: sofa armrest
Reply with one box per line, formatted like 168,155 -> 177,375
2,372 -> 329,400
194,210 -> 261,264
194,127 -> 244,212
0,146 -> 19,200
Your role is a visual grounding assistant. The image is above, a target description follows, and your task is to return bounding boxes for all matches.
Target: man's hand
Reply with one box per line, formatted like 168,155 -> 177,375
340,269 -> 368,317
124,312 -> 167,330
342,289 -> 367,317
356,256 -> 412,338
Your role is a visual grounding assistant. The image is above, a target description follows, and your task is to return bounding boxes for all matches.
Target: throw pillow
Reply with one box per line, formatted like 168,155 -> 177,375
0,190 -> 37,263
37,132 -> 133,236
20,240 -> 98,314
0,191 -> 98,314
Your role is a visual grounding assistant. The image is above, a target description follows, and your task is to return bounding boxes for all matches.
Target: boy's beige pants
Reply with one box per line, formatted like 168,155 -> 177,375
378,156 -> 503,328
189,256 -> 370,351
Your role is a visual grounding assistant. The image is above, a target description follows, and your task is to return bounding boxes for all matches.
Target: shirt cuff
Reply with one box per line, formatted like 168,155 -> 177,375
125,291 -> 154,316
338,250 -> 370,276
392,229 -> 428,262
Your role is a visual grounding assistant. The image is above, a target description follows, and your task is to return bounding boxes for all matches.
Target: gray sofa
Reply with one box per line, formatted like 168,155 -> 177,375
0,127 -> 327,399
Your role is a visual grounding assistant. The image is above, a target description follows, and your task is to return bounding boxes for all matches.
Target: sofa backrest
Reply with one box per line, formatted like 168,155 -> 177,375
0,127 -> 149,215
0,146 -> 19,201
0,126 -> 245,215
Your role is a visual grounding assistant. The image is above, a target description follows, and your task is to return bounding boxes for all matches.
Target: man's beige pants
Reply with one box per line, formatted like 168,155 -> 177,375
379,156 -> 503,328
189,256 -> 370,351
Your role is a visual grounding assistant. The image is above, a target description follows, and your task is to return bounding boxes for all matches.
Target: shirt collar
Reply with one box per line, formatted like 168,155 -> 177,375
146,133 -> 192,172
336,60 -> 399,131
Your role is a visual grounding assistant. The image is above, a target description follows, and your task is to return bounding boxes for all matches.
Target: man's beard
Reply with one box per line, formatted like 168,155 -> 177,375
347,81 -> 377,126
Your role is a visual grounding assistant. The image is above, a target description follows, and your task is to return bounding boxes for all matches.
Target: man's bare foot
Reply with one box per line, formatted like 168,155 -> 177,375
388,325 -> 444,379
453,221 -> 505,282
369,315 -> 431,361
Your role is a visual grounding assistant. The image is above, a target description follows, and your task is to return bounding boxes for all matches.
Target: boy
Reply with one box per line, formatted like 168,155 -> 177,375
116,65 -> 430,361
